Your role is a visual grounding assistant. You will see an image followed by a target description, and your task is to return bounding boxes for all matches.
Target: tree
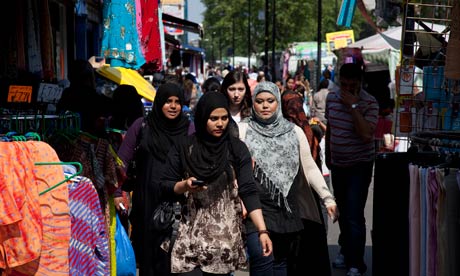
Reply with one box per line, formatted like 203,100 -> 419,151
201,0 -> 374,63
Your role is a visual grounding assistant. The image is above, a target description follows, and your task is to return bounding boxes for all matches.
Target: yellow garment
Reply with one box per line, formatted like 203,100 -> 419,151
96,66 -> 156,101
109,197 -> 117,276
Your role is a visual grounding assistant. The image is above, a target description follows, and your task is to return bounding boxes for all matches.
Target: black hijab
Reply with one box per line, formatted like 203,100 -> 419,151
184,92 -> 234,182
144,82 -> 189,162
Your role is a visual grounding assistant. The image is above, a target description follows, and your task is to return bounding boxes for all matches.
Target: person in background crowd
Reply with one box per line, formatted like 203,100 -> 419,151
182,79 -> 197,121
326,63 -> 378,276
152,72 -> 165,89
160,92 -> 272,276
311,79 -> 331,189
281,87 -> 331,275
238,81 -> 338,276
284,76 -> 296,94
311,79 -> 330,130
115,83 -> 193,276
109,84 -> 145,133
281,88 -> 320,167
275,79 -> 285,94
220,70 -> 253,123
201,77 -> 222,94
107,84 -> 145,232
57,59 -> 113,137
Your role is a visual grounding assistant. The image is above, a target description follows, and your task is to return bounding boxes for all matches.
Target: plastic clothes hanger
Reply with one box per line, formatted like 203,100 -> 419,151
36,161 -> 83,195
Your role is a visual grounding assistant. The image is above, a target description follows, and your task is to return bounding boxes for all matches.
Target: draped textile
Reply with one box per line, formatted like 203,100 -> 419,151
101,0 -> 146,69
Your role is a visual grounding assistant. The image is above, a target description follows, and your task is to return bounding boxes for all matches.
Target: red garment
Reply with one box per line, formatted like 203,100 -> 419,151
281,91 -> 320,163
137,0 -> 162,66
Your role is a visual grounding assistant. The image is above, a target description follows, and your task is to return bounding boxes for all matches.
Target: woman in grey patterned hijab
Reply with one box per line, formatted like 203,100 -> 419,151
246,81 -> 299,212
239,81 -> 338,275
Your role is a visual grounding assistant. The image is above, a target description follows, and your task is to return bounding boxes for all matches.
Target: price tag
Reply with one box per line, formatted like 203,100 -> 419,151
7,85 -> 33,103
37,83 -> 63,103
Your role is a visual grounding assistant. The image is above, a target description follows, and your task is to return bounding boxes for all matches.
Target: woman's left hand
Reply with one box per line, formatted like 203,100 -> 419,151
327,205 -> 339,223
259,233 -> 273,257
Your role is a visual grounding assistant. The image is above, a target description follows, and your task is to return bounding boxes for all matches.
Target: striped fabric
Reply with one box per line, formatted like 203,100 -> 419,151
68,175 -> 110,276
326,89 -> 379,167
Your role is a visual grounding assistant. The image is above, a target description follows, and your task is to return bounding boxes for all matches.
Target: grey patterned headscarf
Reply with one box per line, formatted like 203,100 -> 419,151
246,81 -> 299,212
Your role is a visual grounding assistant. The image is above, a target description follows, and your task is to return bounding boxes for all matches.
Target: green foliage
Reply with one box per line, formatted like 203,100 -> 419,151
201,0 -> 375,61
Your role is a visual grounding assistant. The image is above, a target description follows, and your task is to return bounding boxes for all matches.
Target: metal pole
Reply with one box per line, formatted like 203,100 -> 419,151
232,18 -> 235,68
264,0 -> 269,72
219,35 -> 222,63
316,0 -> 322,90
211,32 -> 214,67
271,0 -> 276,81
248,0 -> 251,70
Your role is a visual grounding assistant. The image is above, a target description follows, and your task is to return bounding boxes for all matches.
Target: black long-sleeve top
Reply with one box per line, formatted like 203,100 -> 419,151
160,136 -> 262,213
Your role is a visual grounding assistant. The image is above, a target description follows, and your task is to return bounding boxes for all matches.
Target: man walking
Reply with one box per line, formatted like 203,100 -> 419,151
325,63 -> 379,276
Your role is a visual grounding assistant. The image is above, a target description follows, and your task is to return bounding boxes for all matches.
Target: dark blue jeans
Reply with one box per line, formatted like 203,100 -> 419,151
331,161 -> 374,273
247,231 -> 301,276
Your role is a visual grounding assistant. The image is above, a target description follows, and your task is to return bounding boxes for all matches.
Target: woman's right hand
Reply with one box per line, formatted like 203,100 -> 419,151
114,196 -> 128,215
259,233 -> 273,257
174,177 -> 208,194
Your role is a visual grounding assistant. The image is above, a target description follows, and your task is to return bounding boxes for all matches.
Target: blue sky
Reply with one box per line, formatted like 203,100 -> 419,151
187,0 -> 205,42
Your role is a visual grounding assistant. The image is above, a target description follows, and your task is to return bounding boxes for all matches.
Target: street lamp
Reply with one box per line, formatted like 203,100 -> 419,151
211,31 -> 216,67
248,0 -> 251,69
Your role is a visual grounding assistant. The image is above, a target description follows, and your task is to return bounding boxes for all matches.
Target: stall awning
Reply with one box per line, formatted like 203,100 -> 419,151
96,66 -> 156,101
162,13 -> 203,38
181,44 -> 204,54
165,33 -> 181,47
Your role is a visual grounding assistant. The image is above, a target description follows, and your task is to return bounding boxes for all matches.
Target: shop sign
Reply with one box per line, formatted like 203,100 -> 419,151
326,30 -> 355,52
7,85 -> 33,103
37,83 -> 63,103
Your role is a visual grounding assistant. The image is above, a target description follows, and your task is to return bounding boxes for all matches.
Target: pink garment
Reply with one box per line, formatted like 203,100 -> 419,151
408,164 -> 421,276
436,169 -> 447,276
282,51 -> 290,81
427,168 -> 440,276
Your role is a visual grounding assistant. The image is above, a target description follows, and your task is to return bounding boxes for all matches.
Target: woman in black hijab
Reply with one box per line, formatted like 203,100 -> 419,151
116,82 -> 191,276
160,92 -> 272,276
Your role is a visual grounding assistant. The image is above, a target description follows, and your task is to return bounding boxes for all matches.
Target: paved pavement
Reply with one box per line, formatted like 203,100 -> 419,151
236,180 -> 375,276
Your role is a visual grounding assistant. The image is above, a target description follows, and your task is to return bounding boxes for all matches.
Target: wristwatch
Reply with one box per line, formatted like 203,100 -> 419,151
351,103 -> 359,109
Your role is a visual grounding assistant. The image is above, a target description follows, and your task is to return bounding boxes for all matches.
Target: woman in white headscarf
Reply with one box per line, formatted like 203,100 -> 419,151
238,81 -> 339,276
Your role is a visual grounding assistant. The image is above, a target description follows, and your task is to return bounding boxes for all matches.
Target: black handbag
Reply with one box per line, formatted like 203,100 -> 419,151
152,201 -> 181,232
152,201 -> 182,253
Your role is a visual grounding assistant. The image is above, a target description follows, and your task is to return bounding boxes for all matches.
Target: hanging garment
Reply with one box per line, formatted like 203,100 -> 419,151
0,142 -> 42,270
26,0 -> 43,75
423,66 -> 446,102
426,168 -> 441,276
101,0 -> 146,69
68,175 -> 110,276
8,142 -> 71,275
38,0 -> 55,80
136,0 -> 162,66
409,164 -> 421,276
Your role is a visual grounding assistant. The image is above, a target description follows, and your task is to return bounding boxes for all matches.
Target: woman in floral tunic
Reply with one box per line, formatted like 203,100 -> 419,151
161,92 -> 272,275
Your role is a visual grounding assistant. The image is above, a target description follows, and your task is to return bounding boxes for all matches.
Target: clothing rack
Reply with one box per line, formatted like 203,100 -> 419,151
36,162 -> 83,195
410,130 -> 460,149
0,111 -> 81,139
